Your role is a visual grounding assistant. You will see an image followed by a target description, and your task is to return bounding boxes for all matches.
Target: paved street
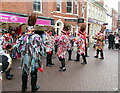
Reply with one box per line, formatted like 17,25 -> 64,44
2,44 -> 118,92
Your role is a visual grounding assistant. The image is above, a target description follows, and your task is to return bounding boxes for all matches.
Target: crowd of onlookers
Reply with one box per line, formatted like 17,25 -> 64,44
105,32 -> 120,50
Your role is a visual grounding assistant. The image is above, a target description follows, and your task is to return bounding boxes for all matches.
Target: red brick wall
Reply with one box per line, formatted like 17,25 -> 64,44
0,1 -> 86,21
1,2 -> 33,14
112,9 -> 118,31
0,0 -> 87,34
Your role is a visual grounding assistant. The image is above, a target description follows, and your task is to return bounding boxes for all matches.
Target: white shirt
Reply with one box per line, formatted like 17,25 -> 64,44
115,37 -> 119,44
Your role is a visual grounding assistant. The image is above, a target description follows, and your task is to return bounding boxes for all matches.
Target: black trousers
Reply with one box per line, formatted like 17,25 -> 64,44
108,41 -> 114,49
75,53 -> 87,62
85,47 -> 88,56
81,53 -> 87,63
55,45 -> 58,54
59,57 -> 65,68
68,50 -> 72,60
46,52 -> 53,65
5,68 -> 11,77
96,49 -> 104,58
22,68 -> 38,91
75,53 -> 80,61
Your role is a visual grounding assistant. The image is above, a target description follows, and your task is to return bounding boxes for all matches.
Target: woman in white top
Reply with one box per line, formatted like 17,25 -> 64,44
114,34 -> 119,49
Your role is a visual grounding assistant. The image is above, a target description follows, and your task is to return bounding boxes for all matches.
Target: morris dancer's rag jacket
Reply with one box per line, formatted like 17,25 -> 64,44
15,30 -> 44,74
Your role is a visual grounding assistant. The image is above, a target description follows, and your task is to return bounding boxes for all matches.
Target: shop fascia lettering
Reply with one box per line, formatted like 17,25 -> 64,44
0,13 -> 51,25
0,16 -> 18,22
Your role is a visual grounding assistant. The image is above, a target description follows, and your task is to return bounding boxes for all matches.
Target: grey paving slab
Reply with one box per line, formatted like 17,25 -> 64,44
1,45 -> 118,92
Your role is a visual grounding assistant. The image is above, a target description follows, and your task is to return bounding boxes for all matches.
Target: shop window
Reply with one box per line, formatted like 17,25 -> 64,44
33,0 -> 42,13
82,7 -> 84,17
66,0 -> 72,13
88,9 -> 90,16
88,4 -> 90,9
56,0 -> 62,12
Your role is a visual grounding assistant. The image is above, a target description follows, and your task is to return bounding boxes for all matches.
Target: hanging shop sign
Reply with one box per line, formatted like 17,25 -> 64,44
103,23 -> 108,25
78,18 -> 84,23
65,19 -> 77,22
0,13 -> 51,25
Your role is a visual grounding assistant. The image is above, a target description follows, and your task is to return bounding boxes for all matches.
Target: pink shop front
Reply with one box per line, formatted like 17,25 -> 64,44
0,11 -> 54,35
0,12 -> 54,59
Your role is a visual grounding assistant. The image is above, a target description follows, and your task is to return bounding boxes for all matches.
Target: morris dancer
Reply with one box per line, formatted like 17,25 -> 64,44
66,31 -> 74,61
57,30 -> 70,72
15,13 -> 44,92
43,30 -> 55,67
74,24 -> 87,64
93,25 -> 106,59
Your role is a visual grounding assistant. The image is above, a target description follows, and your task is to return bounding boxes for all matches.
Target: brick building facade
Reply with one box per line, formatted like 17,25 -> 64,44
49,1 -> 87,36
0,0 -> 87,36
112,8 -> 118,31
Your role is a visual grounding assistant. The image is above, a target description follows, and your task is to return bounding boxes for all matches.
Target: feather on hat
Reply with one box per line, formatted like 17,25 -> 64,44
62,24 -> 70,34
28,13 -> 38,26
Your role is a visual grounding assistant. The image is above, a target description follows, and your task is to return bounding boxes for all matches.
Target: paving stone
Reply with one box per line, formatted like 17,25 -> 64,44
1,45 -> 118,92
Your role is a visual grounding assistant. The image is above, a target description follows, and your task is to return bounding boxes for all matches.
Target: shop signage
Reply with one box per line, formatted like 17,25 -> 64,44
65,18 -> 84,23
65,19 -> 77,22
103,23 -> 108,25
0,13 -> 51,25
78,18 -> 84,23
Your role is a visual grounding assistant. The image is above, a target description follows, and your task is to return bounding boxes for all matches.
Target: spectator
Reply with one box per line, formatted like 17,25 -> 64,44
108,32 -> 115,49
114,34 -> 119,49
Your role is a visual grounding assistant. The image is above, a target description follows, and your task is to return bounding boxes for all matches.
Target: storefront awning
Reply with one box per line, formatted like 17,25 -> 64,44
0,11 -> 54,26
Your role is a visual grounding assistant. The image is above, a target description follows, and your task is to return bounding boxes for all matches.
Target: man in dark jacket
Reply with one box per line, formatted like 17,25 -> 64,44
108,32 -> 115,49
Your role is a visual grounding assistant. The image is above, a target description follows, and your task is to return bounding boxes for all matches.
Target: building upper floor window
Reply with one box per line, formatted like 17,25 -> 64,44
93,6 -> 94,11
96,8 -> 98,13
66,0 -> 73,13
82,6 -> 85,17
98,8 -> 100,14
88,9 -> 90,16
88,4 -> 90,9
33,0 -> 42,13
74,0 -> 78,14
56,0 -> 62,12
